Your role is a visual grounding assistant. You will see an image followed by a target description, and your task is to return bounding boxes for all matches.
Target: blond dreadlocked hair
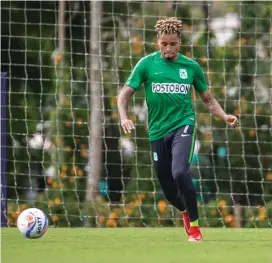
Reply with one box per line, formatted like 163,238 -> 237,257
155,17 -> 183,37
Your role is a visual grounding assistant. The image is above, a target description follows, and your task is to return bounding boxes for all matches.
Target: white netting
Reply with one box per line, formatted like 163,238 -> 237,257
1,1 -> 271,228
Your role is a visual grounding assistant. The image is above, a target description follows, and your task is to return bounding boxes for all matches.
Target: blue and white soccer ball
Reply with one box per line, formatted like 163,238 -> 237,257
17,208 -> 48,239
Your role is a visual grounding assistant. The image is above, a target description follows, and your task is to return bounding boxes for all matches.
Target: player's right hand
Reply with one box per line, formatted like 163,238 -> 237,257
121,119 -> 135,134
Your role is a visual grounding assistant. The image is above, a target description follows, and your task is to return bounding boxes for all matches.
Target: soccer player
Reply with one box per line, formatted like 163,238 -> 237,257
117,17 -> 238,242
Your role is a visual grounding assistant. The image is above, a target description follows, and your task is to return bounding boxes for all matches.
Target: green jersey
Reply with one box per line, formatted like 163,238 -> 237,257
125,51 -> 209,141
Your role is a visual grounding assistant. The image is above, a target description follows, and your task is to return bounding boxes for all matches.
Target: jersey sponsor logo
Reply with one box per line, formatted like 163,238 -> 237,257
154,72 -> 164,75
152,83 -> 190,94
179,69 -> 188,79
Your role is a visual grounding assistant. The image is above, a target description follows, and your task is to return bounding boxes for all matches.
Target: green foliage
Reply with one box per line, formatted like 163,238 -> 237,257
7,195 -> 272,228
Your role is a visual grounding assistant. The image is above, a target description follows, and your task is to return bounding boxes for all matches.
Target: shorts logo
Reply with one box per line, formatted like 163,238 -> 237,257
179,69 -> 187,79
153,152 -> 158,161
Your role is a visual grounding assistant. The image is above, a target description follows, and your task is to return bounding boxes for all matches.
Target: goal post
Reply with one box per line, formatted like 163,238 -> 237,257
1,1 -> 271,228
1,72 -> 8,227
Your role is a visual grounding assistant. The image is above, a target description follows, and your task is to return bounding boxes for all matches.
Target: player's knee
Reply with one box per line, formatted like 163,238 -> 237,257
163,192 -> 178,204
172,168 -> 188,182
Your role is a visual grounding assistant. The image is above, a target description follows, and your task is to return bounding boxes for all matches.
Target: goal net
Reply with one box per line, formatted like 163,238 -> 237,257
1,1 -> 271,228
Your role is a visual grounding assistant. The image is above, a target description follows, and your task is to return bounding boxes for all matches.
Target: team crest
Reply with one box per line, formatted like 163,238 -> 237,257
179,69 -> 187,79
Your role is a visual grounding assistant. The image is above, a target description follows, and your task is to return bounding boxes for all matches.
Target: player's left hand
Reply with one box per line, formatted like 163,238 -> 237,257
225,114 -> 239,128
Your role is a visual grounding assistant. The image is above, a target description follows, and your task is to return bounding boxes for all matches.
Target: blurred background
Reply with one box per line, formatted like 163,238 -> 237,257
1,0 -> 271,229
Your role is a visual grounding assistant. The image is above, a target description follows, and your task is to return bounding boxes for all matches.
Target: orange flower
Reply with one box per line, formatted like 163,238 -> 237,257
111,96 -> 118,104
111,112 -> 118,119
200,56 -> 207,64
98,216 -> 105,224
233,49 -> 239,56
106,219 -> 116,227
77,169 -> 84,177
110,212 -> 117,219
20,204 -> 28,210
219,200 -> 226,207
259,207 -> 266,221
224,215 -> 234,224
221,208 -> 228,216
231,221 -> 236,228
69,177 -> 75,184
148,192 -> 155,198
249,129 -> 256,137
80,144 -> 87,149
127,202 -> 134,208
12,212 -> 18,218
48,200 -> 54,207
71,165 -> 78,175
131,37 -> 143,54
76,119 -> 83,127
52,182 -> 59,188
125,207 -> 133,216
64,146 -> 72,152
255,107 -> 261,114
47,177 -> 53,184
65,121 -> 71,127
241,38 -> 247,45
158,200 -> 167,213
233,108 -> 240,115
134,199 -> 141,206
80,150 -> 87,158
210,209 -> 217,216
104,202 -> 110,209
54,198 -> 61,205
61,165 -> 67,172
55,137 -> 62,146
137,19 -> 143,26
129,115 -> 136,122
52,215 -> 59,222
37,194 -> 44,201
266,173 -> 272,181
60,172 -> 67,178
55,53 -> 62,63
139,193 -> 146,200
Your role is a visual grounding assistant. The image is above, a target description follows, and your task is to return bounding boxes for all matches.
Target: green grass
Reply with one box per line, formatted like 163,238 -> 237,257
2,228 -> 272,263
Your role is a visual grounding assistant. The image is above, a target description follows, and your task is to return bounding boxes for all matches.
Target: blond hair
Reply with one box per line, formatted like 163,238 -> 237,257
155,17 -> 183,37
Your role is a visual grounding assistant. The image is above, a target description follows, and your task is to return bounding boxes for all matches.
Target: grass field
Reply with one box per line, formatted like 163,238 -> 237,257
2,228 -> 272,263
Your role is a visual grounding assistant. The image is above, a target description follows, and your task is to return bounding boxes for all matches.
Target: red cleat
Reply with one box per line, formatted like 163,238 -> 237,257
182,212 -> 190,236
188,226 -> 203,242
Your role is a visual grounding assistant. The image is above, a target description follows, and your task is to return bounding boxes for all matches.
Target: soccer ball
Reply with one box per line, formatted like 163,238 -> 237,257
17,208 -> 48,239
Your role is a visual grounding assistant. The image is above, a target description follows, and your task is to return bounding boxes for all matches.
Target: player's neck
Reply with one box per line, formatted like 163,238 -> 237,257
160,52 -> 179,62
